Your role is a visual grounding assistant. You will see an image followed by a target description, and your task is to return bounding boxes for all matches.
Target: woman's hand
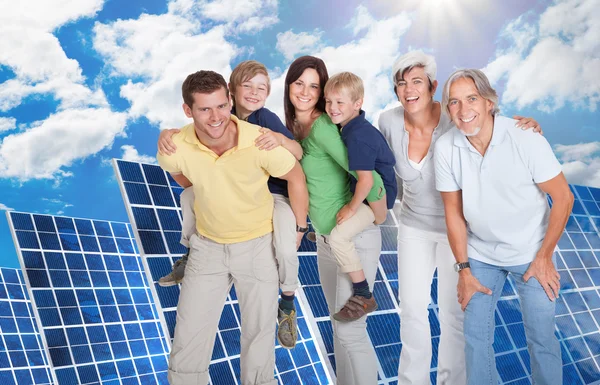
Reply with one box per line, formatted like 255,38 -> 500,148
513,115 -> 543,135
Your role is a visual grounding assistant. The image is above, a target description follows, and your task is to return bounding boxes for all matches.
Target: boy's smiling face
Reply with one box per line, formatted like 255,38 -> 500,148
233,73 -> 269,117
325,87 -> 362,127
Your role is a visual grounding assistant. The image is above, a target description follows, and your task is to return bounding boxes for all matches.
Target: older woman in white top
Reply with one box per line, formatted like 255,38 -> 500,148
379,51 -> 540,385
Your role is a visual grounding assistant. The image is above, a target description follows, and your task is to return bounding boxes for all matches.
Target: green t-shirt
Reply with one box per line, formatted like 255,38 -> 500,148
300,114 -> 386,235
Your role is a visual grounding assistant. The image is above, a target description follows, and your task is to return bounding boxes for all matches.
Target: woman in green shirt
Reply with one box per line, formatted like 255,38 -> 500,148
284,55 -> 382,385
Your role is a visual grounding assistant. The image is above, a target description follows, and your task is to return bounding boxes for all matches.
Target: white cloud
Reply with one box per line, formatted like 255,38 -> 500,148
347,4 -> 375,35
0,0 -> 108,111
93,5 -> 242,129
0,203 -> 14,211
555,142 -> 600,162
0,117 -> 16,132
483,0 -> 600,112
276,30 -> 324,61
268,6 -> 412,122
555,142 -> 600,187
120,145 -> 156,164
0,108 -> 127,181
0,0 -> 132,182
41,197 -> 74,215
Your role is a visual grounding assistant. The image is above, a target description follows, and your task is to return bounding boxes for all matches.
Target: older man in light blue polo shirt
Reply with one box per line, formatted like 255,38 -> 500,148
434,69 -> 574,385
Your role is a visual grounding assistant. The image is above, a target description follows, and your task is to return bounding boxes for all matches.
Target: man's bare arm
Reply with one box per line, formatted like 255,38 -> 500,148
535,173 -> 574,259
522,172 -> 573,301
440,190 -> 469,264
277,162 -> 309,229
170,173 -> 192,188
440,190 -> 492,310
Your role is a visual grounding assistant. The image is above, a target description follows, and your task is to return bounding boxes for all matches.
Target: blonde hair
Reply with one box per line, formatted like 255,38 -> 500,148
324,71 -> 364,102
229,60 -> 271,104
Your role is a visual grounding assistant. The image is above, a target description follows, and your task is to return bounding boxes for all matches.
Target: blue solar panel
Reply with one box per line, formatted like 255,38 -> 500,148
0,267 -> 54,385
6,212 -> 170,385
113,159 -> 333,385
111,158 -> 600,384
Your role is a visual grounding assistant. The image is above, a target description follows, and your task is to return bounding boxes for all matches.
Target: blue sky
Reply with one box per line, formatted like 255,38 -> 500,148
0,0 -> 598,267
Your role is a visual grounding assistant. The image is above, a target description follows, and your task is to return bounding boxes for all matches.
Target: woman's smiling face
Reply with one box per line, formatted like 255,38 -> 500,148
289,68 -> 321,113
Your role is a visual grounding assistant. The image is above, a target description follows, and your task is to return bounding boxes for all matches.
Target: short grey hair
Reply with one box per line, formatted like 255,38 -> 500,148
442,69 -> 500,116
391,50 -> 437,87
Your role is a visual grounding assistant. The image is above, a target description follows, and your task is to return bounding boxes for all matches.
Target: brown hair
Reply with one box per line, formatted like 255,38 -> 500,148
229,60 -> 270,105
324,71 -> 364,102
283,56 -> 329,137
181,70 -> 229,107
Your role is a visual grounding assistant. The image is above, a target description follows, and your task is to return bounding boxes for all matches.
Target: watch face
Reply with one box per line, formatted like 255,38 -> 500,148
453,263 -> 460,272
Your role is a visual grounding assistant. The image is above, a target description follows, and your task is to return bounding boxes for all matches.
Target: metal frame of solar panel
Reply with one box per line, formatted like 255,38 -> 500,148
0,267 -> 54,385
6,211 -> 170,385
112,159 -> 333,385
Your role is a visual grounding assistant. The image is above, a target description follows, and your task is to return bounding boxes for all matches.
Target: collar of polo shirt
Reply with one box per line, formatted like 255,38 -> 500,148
182,114 -> 256,152
452,116 -> 508,149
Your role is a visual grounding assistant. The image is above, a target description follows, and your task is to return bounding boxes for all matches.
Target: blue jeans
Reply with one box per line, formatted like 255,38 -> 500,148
464,258 -> 562,385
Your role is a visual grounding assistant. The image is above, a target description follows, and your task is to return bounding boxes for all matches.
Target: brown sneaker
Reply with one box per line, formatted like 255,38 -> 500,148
332,295 -> 377,322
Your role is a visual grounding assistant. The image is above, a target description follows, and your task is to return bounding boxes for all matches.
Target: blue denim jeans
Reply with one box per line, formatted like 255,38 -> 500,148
464,258 -> 562,385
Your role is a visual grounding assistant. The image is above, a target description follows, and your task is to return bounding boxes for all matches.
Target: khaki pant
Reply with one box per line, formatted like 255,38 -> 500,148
179,187 -> 299,292
317,224 -> 382,385
167,232 -> 279,385
328,203 -> 375,273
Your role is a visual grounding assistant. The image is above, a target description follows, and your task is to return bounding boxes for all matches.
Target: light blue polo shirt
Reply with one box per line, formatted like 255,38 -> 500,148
434,116 -> 563,266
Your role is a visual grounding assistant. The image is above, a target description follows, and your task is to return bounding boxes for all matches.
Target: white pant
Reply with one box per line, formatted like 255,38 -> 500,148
317,224 -> 381,385
397,221 -> 466,385
179,187 -> 299,292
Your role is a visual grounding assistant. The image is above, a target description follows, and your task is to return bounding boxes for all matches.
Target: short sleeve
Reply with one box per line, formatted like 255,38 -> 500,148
523,133 -> 563,184
257,108 -> 294,140
434,136 -> 461,192
345,136 -> 377,171
260,146 -> 296,178
157,151 -> 181,174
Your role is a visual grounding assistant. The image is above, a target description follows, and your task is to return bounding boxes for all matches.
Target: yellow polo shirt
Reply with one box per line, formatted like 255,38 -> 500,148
157,115 -> 296,243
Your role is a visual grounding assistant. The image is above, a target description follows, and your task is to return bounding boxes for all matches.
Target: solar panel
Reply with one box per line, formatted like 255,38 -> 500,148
0,267 -> 54,385
6,212 -> 170,385
110,158 -> 600,384
112,159 -> 333,385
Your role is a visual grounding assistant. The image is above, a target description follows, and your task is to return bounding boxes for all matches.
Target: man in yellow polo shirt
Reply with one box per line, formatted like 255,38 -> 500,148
157,70 -> 308,385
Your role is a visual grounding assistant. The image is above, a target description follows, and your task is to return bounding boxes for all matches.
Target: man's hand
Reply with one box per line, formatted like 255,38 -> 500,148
336,204 -> 355,225
513,115 -> 543,135
523,255 -> 560,301
255,128 -> 283,151
296,231 -> 304,249
158,128 -> 181,155
457,271 -> 492,311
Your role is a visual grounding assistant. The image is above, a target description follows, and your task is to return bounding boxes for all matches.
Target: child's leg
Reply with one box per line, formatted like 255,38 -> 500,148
272,194 -> 299,298
179,187 -> 197,247
158,187 -> 195,287
272,194 -> 300,349
329,204 -> 379,322
368,194 -> 388,225
329,203 -> 375,277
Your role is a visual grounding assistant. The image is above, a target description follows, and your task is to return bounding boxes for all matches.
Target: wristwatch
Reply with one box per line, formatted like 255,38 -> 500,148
296,224 -> 309,233
453,262 -> 470,272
